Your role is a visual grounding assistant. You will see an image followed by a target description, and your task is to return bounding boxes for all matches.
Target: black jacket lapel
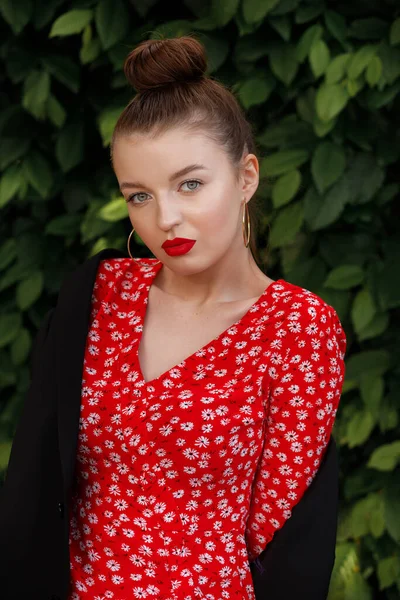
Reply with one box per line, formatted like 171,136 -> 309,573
55,248 -> 126,498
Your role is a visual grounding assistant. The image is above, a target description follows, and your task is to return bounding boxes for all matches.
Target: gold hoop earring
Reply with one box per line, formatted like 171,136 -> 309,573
242,200 -> 251,248
127,228 -> 144,265
127,228 -> 135,259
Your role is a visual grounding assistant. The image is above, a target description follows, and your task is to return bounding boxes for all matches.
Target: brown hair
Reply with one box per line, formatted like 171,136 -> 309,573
111,35 -> 264,267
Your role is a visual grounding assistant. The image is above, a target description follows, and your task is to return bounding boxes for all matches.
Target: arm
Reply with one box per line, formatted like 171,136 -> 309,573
246,305 -> 346,598
250,435 -> 339,600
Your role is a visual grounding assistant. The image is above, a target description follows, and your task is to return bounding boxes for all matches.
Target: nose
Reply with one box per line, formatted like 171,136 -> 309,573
156,197 -> 183,231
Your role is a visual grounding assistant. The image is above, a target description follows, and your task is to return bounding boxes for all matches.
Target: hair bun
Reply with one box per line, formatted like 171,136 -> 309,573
124,36 -> 207,93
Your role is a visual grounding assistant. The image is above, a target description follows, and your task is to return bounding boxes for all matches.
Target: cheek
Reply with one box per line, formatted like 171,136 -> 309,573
203,190 -> 237,234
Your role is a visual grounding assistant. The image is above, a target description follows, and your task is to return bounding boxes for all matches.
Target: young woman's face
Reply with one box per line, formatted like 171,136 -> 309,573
112,127 -> 258,271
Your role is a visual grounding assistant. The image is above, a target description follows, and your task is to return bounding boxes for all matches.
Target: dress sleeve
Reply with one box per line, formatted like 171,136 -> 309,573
245,304 -> 347,562
90,258 -> 117,319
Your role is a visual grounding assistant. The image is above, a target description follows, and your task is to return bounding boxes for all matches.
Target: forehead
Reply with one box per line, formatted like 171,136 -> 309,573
112,127 -> 225,176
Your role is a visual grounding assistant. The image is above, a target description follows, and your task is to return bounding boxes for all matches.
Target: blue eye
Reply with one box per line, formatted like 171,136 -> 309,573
128,192 -> 149,204
127,179 -> 203,205
181,180 -> 202,192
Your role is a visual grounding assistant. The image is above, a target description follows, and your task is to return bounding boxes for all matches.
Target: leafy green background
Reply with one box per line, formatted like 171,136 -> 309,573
1,0 -> 400,597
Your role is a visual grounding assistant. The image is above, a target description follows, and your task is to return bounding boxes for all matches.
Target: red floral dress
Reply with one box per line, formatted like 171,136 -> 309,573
67,257 -> 346,600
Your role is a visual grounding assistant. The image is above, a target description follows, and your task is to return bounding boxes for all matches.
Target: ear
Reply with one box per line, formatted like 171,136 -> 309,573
240,153 -> 259,200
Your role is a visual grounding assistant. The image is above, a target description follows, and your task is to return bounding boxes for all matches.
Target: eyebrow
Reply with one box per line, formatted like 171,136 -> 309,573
119,163 -> 209,191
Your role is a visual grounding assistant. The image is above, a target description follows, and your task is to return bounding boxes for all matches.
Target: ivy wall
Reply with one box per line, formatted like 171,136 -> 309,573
0,0 -> 400,597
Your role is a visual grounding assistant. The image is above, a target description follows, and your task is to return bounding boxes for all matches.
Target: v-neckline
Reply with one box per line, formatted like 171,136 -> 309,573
134,260 -> 283,387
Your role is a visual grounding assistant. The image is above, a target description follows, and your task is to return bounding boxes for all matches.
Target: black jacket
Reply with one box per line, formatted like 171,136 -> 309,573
0,248 -> 339,600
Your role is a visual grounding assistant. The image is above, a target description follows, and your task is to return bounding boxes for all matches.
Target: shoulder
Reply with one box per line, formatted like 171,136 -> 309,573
271,278 -> 336,318
56,249 -> 159,304
269,278 -> 346,354
95,255 -> 160,285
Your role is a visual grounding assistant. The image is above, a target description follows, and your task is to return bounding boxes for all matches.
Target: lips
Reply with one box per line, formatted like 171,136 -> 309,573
162,237 -> 196,249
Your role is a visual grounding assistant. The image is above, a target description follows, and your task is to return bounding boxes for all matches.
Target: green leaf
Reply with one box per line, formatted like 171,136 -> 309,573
360,374 -> 384,420
316,83 -> 349,122
296,88 -> 316,124
260,149 -> 309,177
329,544 -> 360,593
295,3 -> 323,24
32,0 -> 64,30
347,45 -> 377,80
234,38 -> 270,62
346,410 -> 375,448
81,202 -> 112,243
242,0 -> 280,24
351,494 -> 384,539
311,142 -> 346,193
366,80 -> 400,109
22,151 -> 53,199
0,137 -> 31,171
368,441 -> 400,471
0,313 -> 22,349
22,70 -> 51,121
0,0 -> 33,35
56,123 -> 84,172
46,94 -> 66,129
0,262 -> 33,293
269,16 -> 291,42
269,44 -> 299,86
257,116 -> 313,149
10,328 -> 31,366
98,197 -> 128,222
309,39 -> 330,78
377,556 -> 400,590
42,55 -> 80,94
202,35 -> 230,73
49,9 -> 93,37
0,442 -> 12,471
324,10 -> 347,46
0,164 -> 23,209
309,175 -> 349,230
272,170 -> 301,208
269,0 -> 298,17
269,200 -> 304,248
351,288 -> 376,334
390,17 -> 400,46
238,75 -> 276,108
358,312 -> 389,342
295,24 -> 323,63
324,265 -> 364,290
95,0 -> 129,50
343,566 -> 373,600
346,153 -> 385,204
366,56 -> 382,87
80,26 -> 102,64
312,114 -> 336,138
16,271 -> 44,310
346,78 -> 363,98
45,215 -> 82,236
325,53 -> 351,84
0,239 -> 16,271
149,19 -> 192,39
377,42 -> 400,85
369,496 -> 386,539
98,107 -> 124,147
346,350 -> 391,383
212,0 -> 240,26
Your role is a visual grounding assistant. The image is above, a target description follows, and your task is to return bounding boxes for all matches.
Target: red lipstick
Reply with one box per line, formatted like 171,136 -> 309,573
162,238 -> 196,256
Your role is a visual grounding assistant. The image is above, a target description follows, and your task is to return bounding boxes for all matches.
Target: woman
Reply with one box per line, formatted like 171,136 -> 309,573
0,36 -> 346,600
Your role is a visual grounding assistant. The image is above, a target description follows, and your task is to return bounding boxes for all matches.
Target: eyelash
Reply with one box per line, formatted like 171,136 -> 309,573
127,179 -> 203,205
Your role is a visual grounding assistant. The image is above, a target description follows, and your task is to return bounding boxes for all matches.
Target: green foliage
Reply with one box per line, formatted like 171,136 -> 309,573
0,1 -> 399,597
